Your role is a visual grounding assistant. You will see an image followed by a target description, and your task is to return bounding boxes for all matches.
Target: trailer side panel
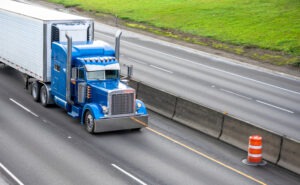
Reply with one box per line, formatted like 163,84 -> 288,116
0,10 -> 44,81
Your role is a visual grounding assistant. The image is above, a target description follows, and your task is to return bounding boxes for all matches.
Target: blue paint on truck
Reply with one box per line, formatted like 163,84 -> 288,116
47,39 -> 148,133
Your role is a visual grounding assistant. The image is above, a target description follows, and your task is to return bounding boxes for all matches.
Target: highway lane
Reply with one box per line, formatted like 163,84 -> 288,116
0,2 -> 299,184
1,65 -> 300,184
92,24 -> 300,140
0,67 -> 134,185
0,66 -> 263,184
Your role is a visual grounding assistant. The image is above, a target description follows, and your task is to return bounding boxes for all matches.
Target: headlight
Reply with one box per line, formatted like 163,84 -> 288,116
102,105 -> 109,114
137,102 -> 142,110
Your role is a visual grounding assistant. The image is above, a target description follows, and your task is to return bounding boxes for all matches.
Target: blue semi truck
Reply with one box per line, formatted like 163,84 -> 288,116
0,0 -> 148,133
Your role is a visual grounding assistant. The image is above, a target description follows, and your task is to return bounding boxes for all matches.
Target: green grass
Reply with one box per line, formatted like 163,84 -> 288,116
48,0 -> 300,59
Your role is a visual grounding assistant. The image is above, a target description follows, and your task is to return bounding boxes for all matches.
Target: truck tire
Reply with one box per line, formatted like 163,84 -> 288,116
40,85 -> 49,107
85,111 -> 95,133
32,81 -> 40,102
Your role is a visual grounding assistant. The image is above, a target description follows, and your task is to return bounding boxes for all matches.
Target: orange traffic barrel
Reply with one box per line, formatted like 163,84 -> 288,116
248,135 -> 262,163
242,135 -> 267,166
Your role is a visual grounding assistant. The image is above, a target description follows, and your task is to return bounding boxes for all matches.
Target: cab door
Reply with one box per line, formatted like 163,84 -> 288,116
51,60 -> 66,98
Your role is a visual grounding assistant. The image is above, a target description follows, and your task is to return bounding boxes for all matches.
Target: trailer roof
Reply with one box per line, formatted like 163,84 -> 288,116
0,0 -> 91,21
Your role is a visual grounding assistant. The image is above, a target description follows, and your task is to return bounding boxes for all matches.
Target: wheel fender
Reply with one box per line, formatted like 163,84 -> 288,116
81,103 -> 104,124
136,99 -> 147,114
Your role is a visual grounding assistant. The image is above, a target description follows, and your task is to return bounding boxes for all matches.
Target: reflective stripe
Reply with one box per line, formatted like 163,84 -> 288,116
248,153 -> 262,158
249,145 -> 262,149
248,148 -> 262,154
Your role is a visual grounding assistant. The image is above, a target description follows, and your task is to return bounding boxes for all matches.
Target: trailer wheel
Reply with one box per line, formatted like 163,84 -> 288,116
40,85 -> 48,107
32,81 -> 40,102
85,111 -> 95,133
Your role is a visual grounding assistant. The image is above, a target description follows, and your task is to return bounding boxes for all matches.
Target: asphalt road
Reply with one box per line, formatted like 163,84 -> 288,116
1,64 -> 300,184
90,23 -> 300,140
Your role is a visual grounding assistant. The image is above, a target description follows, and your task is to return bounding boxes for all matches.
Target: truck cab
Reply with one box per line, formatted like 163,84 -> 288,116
47,32 -> 148,133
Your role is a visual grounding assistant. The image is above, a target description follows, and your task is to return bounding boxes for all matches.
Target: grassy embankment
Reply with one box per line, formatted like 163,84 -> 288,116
48,0 -> 300,66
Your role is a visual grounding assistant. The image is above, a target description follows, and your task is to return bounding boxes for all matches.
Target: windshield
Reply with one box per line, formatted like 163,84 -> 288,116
87,70 -> 119,80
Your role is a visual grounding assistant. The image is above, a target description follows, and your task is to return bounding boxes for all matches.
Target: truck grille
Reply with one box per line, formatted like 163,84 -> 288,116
111,93 -> 134,115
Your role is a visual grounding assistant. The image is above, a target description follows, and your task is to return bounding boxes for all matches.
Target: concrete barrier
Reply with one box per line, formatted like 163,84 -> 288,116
137,83 -> 176,119
173,98 -> 224,138
129,81 -> 300,174
220,115 -> 281,163
278,138 -> 300,175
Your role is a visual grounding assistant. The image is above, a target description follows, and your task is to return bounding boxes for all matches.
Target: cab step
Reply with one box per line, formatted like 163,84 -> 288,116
68,105 -> 82,118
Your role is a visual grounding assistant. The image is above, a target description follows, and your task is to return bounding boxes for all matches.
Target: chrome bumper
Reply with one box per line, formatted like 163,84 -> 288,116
94,114 -> 148,133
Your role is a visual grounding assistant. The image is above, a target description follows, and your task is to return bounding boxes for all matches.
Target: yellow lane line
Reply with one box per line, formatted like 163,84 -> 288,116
131,117 -> 148,127
146,127 -> 267,185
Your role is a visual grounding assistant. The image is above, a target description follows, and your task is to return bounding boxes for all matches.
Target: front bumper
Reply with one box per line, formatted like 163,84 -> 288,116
94,114 -> 148,133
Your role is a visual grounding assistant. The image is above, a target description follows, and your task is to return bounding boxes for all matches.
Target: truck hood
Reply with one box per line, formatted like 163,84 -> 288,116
88,80 -> 129,92
87,80 -> 134,105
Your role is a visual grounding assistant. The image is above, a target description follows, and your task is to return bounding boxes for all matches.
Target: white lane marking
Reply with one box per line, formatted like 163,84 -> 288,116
9,98 -> 39,117
127,57 -> 147,65
220,89 -> 252,100
97,32 -> 300,95
256,100 -> 294,114
111,164 -> 147,185
0,163 -> 24,185
150,65 -> 173,74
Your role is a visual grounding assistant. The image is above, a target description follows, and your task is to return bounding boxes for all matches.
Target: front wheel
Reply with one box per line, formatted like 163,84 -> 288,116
85,111 -> 95,133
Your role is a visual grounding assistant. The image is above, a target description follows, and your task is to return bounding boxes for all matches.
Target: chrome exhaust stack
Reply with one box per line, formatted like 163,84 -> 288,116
65,33 -> 74,105
115,30 -> 122,61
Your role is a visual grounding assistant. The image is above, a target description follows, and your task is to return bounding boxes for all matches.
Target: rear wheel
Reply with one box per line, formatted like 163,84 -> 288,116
85,111 -> 95,133
32,81 -> 40,102
40,85 -> 48,107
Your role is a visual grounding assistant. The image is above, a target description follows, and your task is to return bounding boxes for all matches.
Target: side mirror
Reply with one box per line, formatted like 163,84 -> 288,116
121,64 -> 133,80
71,68 -> 77,84
127,65 -> 133,79
71,68 -> 77,79
120,63 -> 133,85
